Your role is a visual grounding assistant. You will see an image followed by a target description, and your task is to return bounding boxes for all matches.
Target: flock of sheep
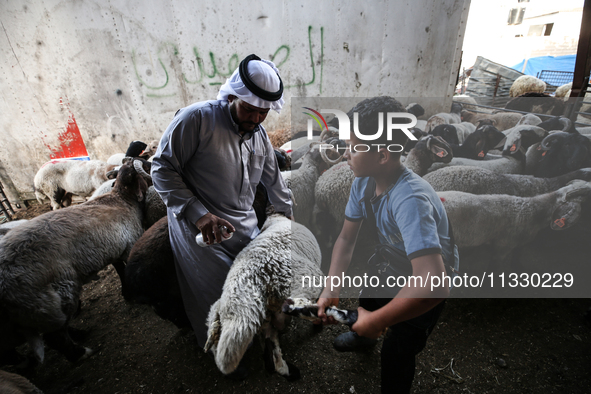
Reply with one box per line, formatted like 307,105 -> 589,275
1,75 -> 591,390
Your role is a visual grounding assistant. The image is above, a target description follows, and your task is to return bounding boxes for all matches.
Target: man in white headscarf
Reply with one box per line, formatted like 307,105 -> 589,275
151,55 -> 292,369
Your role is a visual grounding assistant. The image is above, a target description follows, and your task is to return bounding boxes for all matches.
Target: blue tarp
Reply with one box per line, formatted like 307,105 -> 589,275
511,54 -> 576,77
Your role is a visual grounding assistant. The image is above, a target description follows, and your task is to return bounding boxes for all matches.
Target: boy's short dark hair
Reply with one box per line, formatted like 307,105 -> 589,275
347,96 -> 409,157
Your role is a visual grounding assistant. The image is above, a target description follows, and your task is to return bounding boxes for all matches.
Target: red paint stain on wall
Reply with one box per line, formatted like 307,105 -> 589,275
48,113 -> 89,160
42,98 -> 89,161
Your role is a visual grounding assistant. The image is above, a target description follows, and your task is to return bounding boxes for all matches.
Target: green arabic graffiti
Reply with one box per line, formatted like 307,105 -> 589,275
131,26 -> 324,97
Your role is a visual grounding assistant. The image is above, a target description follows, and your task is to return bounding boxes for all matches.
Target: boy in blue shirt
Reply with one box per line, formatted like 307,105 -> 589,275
317,97 -> 458,394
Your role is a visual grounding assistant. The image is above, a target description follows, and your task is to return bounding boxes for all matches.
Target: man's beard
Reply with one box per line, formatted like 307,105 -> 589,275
230,102 -> 259,132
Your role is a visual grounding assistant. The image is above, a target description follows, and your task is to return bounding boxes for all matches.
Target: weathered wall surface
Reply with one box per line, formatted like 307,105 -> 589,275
0,0 -> 469,203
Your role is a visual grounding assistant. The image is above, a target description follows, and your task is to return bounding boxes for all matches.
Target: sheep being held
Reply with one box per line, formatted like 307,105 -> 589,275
205,214 -> 323,380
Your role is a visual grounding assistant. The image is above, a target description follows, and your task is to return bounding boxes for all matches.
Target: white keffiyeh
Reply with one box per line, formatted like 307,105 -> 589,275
217,57 -> 285,114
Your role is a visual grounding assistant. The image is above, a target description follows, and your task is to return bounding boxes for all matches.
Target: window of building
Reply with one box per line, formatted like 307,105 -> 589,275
528,23 -> 554,36
508,7 -> 526,24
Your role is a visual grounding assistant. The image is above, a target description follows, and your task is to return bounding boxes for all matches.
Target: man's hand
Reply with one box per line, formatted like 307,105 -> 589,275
317,289 -> 340,325
351,307 -> 386,339
196,213 -> 235,245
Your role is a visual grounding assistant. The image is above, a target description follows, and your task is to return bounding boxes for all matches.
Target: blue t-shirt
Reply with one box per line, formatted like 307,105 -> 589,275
345,167 -> 457,266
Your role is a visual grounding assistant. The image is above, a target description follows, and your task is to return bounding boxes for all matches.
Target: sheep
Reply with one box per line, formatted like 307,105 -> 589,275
34,159 -> 117,210
428,155 -> 522,175
423,166 -> 591,196
283,142 -> 343,230
453,95 -> 479,111
430,122 -> 476,145
431,127 -> 490,160
122,217 -> 190,329
537,116 -> 574,133
107,140 -> 160,165
122,183 -> 273,331
555,82 -> 572,99
0,220 -> 28,240
267,127 -> 292,148
204,214 -> 323,380
501,125 -> 547,161
509,75 -> 546,97
0,161 -> 149,364
460,110 -> 523,131
424,102 -> 463,133
405,102 -> 425,118
533,131 -> 591,178
516,113 -> 542,126
505,92 -> 566,116
439,180 -> 591,271
0,370 -> 43,394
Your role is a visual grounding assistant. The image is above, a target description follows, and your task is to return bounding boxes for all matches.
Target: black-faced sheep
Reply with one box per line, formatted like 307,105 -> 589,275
534,131 -> 591,178
0,162 -> 148,364
439,180 -> 591,271
34,160 -> 117,210
204,214 -> 323,380
424,166 -> 591,196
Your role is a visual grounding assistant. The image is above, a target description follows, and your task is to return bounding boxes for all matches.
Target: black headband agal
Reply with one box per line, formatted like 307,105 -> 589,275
239,54 -> 283,102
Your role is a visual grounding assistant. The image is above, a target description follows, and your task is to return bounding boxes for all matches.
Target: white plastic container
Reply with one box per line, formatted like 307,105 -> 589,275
195,225 -> 233,247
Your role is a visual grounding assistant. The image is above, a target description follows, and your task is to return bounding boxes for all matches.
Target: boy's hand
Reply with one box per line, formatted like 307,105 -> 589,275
351,307 -> 386,339
317,293 -> 340,325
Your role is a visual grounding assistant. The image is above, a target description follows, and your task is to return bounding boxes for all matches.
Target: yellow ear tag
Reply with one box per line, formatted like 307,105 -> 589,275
554,218 -> 565,228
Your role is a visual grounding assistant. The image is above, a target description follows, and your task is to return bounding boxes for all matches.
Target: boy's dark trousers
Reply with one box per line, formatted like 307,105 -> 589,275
359,297 -> 445,394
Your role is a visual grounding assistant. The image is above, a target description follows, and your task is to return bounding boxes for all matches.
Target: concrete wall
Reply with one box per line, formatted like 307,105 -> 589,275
0,0 -> 469,203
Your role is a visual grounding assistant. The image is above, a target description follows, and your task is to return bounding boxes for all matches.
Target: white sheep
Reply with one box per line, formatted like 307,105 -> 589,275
204,214 -> 323,380
438,180 -> 591,270
34,159 -> 117,210
424,166 -> 591,196
424,102 -> 463,133
509,75 -> 546,98
427,155 -> 523,175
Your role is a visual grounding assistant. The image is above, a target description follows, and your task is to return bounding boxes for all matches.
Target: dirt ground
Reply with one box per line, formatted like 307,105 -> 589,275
3,203 -> 591,394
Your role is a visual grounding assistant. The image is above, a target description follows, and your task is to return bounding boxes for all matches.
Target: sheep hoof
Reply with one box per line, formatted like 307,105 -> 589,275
79,347 -> 94,361
284,362 -> 301,381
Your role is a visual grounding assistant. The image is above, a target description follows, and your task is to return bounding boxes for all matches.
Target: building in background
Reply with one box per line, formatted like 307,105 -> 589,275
461,0 -> 584,71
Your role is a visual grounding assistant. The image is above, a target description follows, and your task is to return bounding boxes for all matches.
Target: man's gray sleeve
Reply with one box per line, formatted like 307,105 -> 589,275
260,134 -> 293,217
151,110 -> 209,223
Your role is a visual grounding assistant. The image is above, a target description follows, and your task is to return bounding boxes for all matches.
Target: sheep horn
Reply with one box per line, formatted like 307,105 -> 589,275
133,160 -> 151,180
541,132 -> 568,150
319,144 -> 344,165
559,117 -> 572,132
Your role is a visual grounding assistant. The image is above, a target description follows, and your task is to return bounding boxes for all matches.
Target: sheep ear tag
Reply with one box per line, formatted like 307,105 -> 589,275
432,146 -> 447,158
478,151 -> 485,158
554,218 -> 566,228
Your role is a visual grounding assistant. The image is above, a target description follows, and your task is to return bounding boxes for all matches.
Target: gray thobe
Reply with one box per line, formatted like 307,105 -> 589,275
151,100 -> 292,347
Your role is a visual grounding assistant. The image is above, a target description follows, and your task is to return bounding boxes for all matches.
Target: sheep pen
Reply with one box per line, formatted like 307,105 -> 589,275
0,202 -> 589,393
